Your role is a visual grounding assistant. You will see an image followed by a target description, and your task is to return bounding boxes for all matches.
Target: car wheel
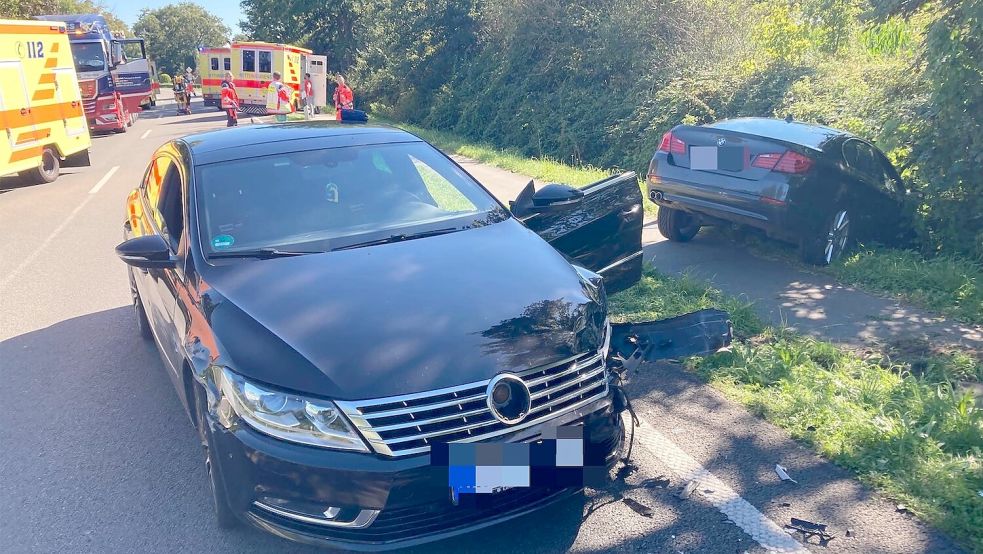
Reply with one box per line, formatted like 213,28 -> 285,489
25,146 -> 60,183
193,384 -> 239,529
801,208 -> 851,266
657,207 -> 700,242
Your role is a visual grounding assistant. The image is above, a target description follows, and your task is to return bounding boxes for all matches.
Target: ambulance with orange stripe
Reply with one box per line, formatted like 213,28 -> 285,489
35,14 -> 153,133
199,41 -> 311,115
0,19 -> 91,183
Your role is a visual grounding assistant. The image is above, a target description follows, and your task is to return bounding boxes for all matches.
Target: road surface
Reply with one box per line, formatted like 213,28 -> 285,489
0,98 -> 963,553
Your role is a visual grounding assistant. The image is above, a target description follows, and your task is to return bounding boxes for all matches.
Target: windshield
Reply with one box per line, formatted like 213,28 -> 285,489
195,141 -> 506,255
70,42 -> 106,72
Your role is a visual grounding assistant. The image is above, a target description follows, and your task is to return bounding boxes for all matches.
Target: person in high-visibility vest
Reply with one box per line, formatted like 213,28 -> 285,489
220,71 -> 240,127
333,74 -> 354,121
266,71 -> 293,123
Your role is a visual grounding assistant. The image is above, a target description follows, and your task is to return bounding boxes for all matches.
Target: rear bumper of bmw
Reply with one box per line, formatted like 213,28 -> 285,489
204,393 -> 623,551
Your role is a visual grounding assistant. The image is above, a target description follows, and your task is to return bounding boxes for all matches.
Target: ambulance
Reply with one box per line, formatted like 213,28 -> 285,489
197,46 -> 231,110
0,19 -> 91,183
199,41 -> 312,115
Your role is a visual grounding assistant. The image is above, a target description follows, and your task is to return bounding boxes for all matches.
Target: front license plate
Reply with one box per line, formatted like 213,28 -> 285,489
431,427 -> 593,505
690,146 -> 745,171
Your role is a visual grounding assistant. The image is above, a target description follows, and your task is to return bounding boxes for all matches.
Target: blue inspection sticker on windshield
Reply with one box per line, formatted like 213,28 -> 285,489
212,234 -> 235,250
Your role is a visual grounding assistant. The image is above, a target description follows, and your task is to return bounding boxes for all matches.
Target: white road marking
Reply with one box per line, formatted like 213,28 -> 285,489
140,129 -> 152,139
630,417 -> 808,553
0,195 -> 96,290
88,165 -> 119,194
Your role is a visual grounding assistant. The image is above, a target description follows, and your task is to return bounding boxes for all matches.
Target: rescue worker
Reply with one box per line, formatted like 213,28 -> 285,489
220,71 -> 239,127
302,73 -> 315,120
185,67 -> 195,97
332,74 -> 354,121
172,75 -> 190,115
266,71 -> 293,123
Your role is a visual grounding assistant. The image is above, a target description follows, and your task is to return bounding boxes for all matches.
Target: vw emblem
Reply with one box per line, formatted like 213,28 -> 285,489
486,374 -> 531,425
716,137 -> 726,146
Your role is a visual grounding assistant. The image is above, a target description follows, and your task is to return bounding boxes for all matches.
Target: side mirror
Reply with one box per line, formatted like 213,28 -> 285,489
116,235 -> 175,269
110,42 -> 124,67
531,183 -> 584,211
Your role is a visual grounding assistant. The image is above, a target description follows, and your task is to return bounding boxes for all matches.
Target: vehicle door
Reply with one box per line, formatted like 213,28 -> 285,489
239,48 -> 259,105
0,58 -> 37,159
841,139 -> 898,242
135,153 -> 186,377
510,172 -> 644,294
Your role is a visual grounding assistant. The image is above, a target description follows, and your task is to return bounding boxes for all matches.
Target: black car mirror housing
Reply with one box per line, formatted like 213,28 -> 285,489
531,183 -> 584,211
116,234 -> 176,269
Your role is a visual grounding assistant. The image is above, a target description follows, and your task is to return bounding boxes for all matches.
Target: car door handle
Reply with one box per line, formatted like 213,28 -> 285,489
620,205 -> 641,220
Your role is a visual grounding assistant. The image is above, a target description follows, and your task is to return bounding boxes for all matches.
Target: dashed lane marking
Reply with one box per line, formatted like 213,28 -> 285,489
1,165 -> 119,290
88,165 -> 119,194
140,129 -> 152,139
630,417 -> 808,553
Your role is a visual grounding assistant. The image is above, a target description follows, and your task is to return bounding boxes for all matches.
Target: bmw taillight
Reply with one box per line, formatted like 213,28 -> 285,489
658,131 -> 686,155
752,151 -> 813,174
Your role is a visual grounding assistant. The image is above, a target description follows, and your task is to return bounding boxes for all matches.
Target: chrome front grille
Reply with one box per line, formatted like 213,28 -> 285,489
337,351 -> 608,457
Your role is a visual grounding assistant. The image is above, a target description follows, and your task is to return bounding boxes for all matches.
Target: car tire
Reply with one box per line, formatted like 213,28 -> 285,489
193,384 -> 239,529
801,208 -> 851,266
23,146 -> 60,183
657,207 -> 700,242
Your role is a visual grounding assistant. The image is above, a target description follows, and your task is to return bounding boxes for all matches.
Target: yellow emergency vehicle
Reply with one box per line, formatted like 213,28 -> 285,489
199,41 -> 311,115
0,19 -> 91,183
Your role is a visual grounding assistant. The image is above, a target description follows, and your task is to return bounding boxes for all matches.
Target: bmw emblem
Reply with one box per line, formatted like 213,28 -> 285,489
486,374 -> 531,425
717,137 -> 727,146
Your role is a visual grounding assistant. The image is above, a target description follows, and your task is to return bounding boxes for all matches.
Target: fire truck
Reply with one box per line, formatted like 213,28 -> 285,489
198,41 -> 312,115
34,14 -> 153,133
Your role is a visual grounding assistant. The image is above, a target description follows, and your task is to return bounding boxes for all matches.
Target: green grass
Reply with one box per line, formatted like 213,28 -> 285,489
610,269 -> 983,551
377,118 -> 659,218
709,226 -> 983,325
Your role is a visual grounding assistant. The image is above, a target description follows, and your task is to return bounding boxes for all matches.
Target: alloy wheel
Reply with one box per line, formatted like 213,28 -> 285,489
824,209 -> 850,264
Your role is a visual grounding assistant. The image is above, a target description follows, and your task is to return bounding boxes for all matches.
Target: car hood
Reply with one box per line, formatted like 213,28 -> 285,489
201,220 -> 607,400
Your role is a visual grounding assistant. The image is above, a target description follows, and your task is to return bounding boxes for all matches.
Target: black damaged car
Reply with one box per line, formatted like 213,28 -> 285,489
647,117 -> 911,265
116,122 -> 730,550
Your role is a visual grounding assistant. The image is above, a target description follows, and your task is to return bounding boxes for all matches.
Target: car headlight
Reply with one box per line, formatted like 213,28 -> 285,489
214,367 -> 368,452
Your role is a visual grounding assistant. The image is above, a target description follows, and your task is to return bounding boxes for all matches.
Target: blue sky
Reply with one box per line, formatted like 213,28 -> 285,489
109,0 -> 243,35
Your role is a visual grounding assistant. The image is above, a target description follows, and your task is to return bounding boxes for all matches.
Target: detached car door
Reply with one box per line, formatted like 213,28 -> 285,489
511,172 -> 644,294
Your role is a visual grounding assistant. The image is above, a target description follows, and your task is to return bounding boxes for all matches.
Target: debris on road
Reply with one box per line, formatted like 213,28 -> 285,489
785,517 -> 835,546
896,504 -> 911,514
679,480 -> 698,499
846,528 -> 855,538
623,497 -> 654,518
775,464 -> 798,484
638,475 -> 671,489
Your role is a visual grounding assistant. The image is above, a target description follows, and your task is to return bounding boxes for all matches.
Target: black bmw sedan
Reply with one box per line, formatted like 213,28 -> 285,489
115,122 -> 654,549
646,117 -> 911,264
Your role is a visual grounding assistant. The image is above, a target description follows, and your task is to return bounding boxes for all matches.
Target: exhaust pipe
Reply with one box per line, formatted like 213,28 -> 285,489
650,190 -> 664,202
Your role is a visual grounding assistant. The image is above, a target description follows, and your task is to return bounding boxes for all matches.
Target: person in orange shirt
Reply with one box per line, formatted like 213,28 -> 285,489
220,71 -> 239,127
332,74 -> 354,121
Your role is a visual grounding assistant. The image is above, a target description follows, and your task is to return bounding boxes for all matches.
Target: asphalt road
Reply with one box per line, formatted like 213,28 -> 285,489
0,97 -> 964,553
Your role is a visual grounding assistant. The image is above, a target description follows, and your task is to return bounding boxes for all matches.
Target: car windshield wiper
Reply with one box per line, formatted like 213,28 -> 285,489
332,227 -> 461,251
208,248 -> 323,259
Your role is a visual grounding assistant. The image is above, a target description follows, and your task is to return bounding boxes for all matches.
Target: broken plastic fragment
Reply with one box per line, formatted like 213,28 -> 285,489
679,480 -> 698,499
623,497 -> 654,517
775,464 -> 798,484
639,475 -> 671,489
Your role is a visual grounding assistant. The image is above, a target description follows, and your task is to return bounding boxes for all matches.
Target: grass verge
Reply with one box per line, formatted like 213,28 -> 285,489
609,269 -> 983,551
379,118 -> 658,218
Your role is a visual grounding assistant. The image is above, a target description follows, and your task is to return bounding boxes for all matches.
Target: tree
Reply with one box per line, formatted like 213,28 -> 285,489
1,0 -> 129,35
240,0 -> 359,71
133,2 -> 230,75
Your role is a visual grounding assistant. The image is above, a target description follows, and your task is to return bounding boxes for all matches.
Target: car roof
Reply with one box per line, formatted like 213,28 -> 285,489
707,117 -> 852,150
181,122 -> 422,165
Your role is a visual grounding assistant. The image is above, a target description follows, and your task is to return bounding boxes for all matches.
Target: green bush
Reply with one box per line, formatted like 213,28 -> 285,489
159,73 -> 172,85
351,0 -> 982,262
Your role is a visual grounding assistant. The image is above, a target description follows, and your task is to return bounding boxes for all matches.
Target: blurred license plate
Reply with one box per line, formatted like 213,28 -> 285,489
690,146 -> 745,171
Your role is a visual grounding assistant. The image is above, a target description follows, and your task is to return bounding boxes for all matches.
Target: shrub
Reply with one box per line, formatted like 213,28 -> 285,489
159,73 -> 172,85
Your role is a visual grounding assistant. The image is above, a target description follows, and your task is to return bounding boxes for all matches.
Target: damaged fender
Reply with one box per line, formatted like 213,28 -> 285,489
607,308 -> 732,372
